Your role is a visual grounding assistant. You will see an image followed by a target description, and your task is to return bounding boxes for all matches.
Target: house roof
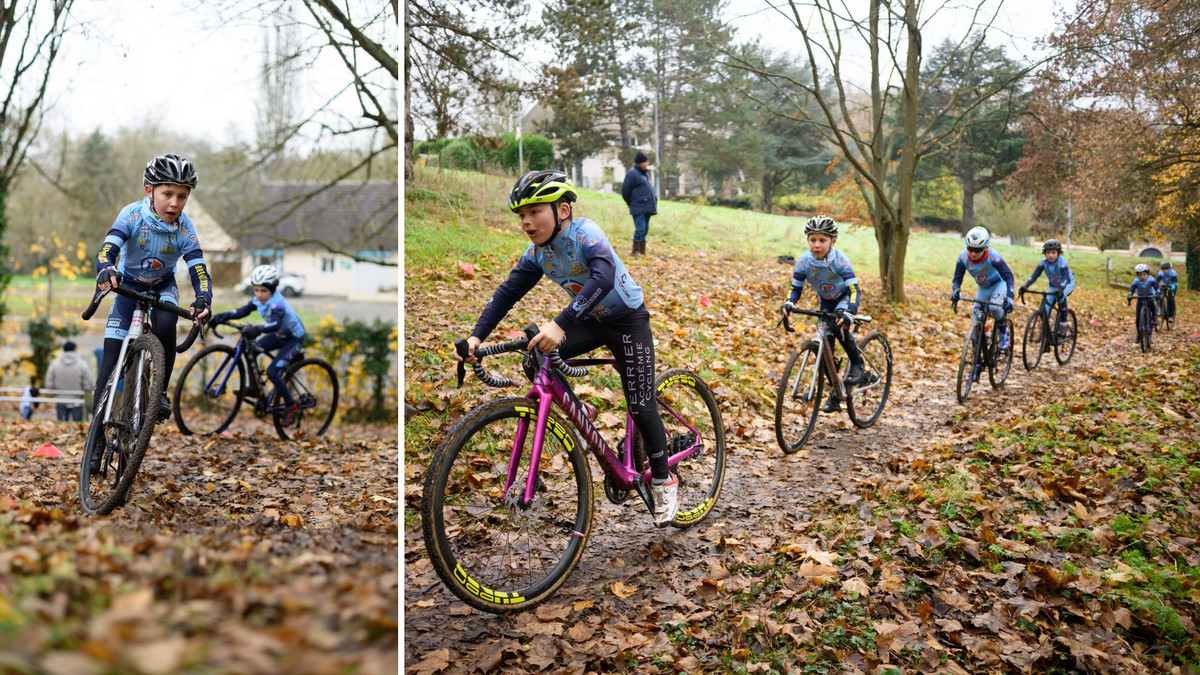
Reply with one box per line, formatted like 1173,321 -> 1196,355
238,181 -> 398,253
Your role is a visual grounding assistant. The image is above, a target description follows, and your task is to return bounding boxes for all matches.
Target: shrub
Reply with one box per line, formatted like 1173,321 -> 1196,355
442,139 -> 483,171
312,316 -> 397,423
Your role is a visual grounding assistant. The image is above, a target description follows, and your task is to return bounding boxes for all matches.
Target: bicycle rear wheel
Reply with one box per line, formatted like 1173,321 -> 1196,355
989,318 -> 1014,388
274,358 -> 338,440
956,324 -> 981,404
422,398 -> 593,613
173,344 -> 245,436
775,341 -> 823,453
79,335 -> 165,515
1054,309 -> 1077,365
1022,311 -> 1046,371
654,369 -> 725,528
846,332 -> 892,428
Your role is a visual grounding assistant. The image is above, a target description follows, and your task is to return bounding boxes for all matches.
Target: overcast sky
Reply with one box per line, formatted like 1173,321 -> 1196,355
40,1 -> 376,147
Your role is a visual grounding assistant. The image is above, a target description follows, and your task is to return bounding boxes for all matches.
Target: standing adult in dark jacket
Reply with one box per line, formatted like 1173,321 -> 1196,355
621,151 -> 657,257
45,341 -> 94,422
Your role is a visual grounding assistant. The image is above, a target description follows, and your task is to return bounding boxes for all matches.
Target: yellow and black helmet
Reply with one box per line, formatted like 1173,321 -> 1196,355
508,170 -> 577,212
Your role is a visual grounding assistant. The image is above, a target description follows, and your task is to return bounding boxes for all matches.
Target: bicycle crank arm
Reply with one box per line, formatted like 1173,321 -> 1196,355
633,480 -> 655,517
849,379 -> 884,395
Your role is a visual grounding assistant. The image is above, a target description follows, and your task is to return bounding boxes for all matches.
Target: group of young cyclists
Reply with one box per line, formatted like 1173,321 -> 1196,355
78,153 -> 308,468
451,170 -> 1187,528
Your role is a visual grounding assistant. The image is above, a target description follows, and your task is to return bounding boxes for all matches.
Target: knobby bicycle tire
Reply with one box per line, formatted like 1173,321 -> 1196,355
775,341 -> 823,453
1022,310 -> 1046,371
1139,305 -> 1152,352
956,323 -> 981,404
422,397 -> 594,613
653,368 -> 726,527
846,332 -> 892,428
989,318 -> 1014,388
274,358 -> 339,440
79,335 -> 165,515
1054,309 -> 1078,365
174,343 -> 245,436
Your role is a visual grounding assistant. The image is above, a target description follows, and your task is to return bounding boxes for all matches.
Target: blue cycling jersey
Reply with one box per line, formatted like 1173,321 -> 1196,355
952,248 -> 1016,299
1128,276 -> 1159,299
1157,269 -> 1178,291
1025,256 -> 1075,294
95,197 -> 211,301
787,248 -> 861,312
226,290 -> 306,340
473,217 -> 644,340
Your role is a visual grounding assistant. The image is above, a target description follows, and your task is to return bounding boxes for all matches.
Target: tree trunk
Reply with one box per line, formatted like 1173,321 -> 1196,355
403,1 -> 413,183
882,0 -> 920,305
761,173 -> 776,213
960,175 -> 976,233
1188,215 -> 1199,292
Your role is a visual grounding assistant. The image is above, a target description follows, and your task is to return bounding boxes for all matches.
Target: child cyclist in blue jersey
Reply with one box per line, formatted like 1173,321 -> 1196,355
951,226 -> 1016,349
93,153 -> 211,432
1019,239 -> 1075,338
453,170 -> 678,526
782,215 -> 865,414
1127,263 -> 1160,328
1157,261 -> 1179,321
208,265 -> 307,427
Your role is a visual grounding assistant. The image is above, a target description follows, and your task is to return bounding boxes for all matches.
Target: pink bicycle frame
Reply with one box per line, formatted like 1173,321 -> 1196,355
504,355 -> 701,506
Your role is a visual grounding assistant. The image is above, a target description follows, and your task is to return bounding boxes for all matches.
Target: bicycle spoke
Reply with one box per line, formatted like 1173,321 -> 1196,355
775,342 -> 822,453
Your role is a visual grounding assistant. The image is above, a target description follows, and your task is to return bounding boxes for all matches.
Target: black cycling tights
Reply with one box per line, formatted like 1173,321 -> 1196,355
557,305 -> 671,481
93,313 -> 179,405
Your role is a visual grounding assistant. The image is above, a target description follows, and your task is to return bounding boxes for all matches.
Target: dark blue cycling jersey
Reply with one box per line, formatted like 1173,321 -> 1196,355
1128,276 -> 1159,299
1157,269 -> 1178,292
473,217 -> 643,340
95,197 -> 212,302
1025,256 -> 1075,294
952,248 -> 1016,299
787,249 -> 860,312
224,290 -> 306,340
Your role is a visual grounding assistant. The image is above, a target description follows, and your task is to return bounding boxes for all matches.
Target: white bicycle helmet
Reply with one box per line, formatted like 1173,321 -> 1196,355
964,226 -> 990,251
250,264 -> 280,287
1134,263 -> 1150,274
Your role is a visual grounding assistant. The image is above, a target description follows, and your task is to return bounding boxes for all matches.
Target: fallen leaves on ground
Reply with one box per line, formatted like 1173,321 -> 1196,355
0,419 -> 398,673
405,245 -> 1200,672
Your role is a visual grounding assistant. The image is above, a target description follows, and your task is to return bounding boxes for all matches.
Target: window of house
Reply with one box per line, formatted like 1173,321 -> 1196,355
321,256 -> 336,274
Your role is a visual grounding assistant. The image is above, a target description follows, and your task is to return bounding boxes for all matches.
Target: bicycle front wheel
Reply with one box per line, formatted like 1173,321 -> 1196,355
956,324 -> 980,404
1054,309 -> 1077,365
775,341 -> 823,453
274,358 -> 338,440
79,335 -> 165,515
846,332 -> 892,428
654,369 -> 725,528
989,318 -> 1014,388
174,344 -> 245,436
421,398 -> 593,613
1140,306 -> 1153,352
1022,311 -> 1046,371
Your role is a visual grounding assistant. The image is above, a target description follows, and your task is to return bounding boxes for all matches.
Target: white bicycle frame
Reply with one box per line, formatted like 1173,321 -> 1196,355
100,307 -> 149,424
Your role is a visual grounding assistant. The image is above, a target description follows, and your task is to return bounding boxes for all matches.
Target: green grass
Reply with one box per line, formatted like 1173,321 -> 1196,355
404,166 -> 1183,292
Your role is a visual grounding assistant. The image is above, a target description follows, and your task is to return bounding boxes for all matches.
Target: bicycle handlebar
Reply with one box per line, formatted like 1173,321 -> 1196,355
82,277 -> 204,353
951,297 -> 1008,315
776,303 -> 872,334
454,324 -> 588,389
1018,288 -> 1060,305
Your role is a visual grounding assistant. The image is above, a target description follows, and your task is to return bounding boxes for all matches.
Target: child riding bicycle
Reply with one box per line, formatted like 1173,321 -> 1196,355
951,226 -> 1016,350
1157,261 -> 1178,320
1127,263 -> 1159,327
208,265 -> 308,427
782,215 -> 865,414
92,153 -> 211,431
1019,239 -> 1075,338
452,170 -> 678,526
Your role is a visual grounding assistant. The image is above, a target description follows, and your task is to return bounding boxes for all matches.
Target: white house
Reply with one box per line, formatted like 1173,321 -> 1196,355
238,182 -> 398,299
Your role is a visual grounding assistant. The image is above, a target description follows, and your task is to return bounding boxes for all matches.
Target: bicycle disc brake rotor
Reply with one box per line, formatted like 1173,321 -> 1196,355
503,478 -> 542,526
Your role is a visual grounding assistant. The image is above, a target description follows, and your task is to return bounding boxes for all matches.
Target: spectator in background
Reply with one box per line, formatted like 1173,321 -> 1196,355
18,378 -> 39,421
45,340 -> 94,422
621,151 -> 657,258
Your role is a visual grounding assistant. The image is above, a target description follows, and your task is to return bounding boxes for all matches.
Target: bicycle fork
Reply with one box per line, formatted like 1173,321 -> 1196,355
102,308 -> 148,426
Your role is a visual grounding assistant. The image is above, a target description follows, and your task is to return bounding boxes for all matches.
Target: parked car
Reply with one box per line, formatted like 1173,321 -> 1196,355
234,272 -> 307,297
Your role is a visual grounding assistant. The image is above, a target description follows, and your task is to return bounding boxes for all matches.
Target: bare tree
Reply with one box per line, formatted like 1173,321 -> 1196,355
0,0 -> 75,325
718,0 -> 1041,303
